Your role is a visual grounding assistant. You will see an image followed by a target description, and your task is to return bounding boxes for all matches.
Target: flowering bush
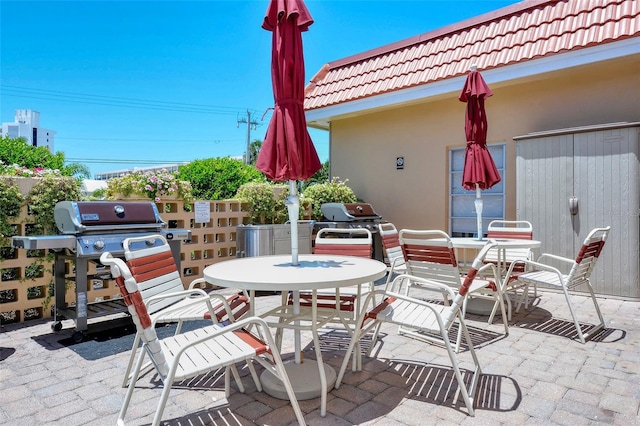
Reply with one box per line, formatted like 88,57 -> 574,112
235,182 -> 312,224
105,169 -> 193,203
236,182 -> 288,224
0,177 -> 24,245
27,174 -> 82,235
0,161 -> 62,177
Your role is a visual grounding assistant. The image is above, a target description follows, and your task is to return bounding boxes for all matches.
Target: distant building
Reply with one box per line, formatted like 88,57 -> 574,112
80,179 -> 108,198
94,155 -> 245,180
1,109 -> 55,151
93,164 -> 186,180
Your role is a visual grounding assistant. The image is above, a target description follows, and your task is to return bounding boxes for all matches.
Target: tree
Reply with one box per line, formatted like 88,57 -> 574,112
0,135 -> 90,178
299,160 -> 329,191
178,157 -> 264,200
249,139 -> 262,165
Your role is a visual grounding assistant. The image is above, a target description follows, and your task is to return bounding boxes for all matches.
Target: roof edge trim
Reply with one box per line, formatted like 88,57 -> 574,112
306,38 -> 639,124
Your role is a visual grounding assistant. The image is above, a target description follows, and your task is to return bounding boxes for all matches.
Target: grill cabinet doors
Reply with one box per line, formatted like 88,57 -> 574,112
515,123 -> 640,298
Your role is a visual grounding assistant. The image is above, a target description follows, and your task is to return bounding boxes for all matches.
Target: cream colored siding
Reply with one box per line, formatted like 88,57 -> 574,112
328,58 -> 640,233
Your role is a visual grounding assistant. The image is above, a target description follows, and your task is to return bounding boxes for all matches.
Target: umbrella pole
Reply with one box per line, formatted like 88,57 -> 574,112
286,180 -> 300,266
286,180 -> 302,363
475,184 -> 483,241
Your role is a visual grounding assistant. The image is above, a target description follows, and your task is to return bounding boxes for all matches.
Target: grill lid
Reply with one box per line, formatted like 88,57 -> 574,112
54,201 -> 166,234
320,202 -> 381,222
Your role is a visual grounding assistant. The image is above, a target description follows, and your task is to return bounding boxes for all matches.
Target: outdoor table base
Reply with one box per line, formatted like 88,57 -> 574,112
202,254 -> 387,417
465,298 -> 496,315
261,360 -> 337,400
258,297 -> 342,401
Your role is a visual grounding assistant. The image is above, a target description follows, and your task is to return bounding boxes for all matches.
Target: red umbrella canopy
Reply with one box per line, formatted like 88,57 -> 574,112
459,70 -> 501,190
257,0 -> 322,182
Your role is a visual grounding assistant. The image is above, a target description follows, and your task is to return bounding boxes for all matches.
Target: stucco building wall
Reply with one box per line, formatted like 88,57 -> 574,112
327,56 -> 640,231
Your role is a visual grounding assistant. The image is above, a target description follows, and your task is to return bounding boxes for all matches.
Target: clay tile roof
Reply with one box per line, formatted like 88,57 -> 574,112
305,0 -> 640,111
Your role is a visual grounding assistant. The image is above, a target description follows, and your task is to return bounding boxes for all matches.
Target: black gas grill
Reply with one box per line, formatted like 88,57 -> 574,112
12,201 -> 190,340
316,202 -> 386,262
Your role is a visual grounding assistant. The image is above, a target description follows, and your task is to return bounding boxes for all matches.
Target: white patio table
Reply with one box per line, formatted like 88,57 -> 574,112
203,254 -> 387,416
449,237 -> 541,273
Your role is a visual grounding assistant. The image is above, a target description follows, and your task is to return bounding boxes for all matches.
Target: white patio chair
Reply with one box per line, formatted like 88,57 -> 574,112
335,242 -> 498,417
504,226 -> 610,343
378,222 -> 406,283
100,251 -> 306,426
398,229 -> 508,352
289,227 -> 373,326
485,220 -> 535,319
118,234 -> 251,388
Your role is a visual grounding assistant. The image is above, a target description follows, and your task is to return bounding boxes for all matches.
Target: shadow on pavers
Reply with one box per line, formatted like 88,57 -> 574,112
314,324 -> 506,357
510,305 -> 625,343
309,329 -> 521,417
359,357 -> 520,416
30,319 -> 213,361
0,346 -> 16,361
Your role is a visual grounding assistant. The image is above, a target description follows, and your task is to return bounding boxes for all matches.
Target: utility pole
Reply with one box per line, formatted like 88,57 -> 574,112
237,110 -> 259,164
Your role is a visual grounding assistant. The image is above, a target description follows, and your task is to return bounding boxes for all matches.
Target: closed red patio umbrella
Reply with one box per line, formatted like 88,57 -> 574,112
459,66 -> 501,240
257,0 -> 321,265
257,0 -> 323,392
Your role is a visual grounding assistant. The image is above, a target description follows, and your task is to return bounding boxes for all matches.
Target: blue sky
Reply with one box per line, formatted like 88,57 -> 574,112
1,0 -> 519,177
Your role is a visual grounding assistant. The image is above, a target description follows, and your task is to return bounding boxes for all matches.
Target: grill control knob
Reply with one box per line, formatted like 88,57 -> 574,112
93,240 -> 105,251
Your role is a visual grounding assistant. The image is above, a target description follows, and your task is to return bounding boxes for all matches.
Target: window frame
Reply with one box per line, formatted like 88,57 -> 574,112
448,143 -> 506,238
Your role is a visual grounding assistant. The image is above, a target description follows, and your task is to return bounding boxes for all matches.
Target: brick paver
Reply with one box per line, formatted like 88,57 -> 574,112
1,288 -> 639,425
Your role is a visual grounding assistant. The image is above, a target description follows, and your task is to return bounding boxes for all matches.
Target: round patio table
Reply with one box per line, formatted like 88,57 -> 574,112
203,254 -> 387,416
450,237 -> 541,271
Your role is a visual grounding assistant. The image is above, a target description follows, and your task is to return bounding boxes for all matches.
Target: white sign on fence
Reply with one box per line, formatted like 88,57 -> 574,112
194,201 -> 211,224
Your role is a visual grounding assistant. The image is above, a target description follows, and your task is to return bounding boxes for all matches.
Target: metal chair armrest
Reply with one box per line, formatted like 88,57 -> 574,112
389,274 -> 457,301
145,288 -> 209,308
505,258 -> 564,283
477,261 -> 499,278
536,253 -> 575,265
170,315 -> 277,361
384,256 -> 406,287
188,278 -> 211,289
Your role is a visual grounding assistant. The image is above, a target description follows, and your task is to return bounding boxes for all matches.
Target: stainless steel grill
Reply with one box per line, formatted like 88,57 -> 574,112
320,202 -> 382,223
316,203 -> 386,262
12,201 -> 190,340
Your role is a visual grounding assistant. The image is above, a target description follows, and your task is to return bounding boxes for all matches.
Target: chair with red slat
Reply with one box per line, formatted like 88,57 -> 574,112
378,223 -> 407,281
335,241 -> 500,418
286,227 -> 373,340
100,251 -> 305,426
398,229 -> 509,352
118,234 -> 252,388
485,220 -> 535,319
503,226 -> 610,343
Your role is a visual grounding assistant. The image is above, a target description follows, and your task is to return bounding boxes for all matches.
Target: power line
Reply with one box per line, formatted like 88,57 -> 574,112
58,136 -> 241,143
1,85 -> 242,109
3,93 -> 237,115
0,85 -> 259,116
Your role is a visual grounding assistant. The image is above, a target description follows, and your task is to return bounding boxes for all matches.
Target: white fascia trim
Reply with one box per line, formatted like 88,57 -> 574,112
305,37 -> 639,126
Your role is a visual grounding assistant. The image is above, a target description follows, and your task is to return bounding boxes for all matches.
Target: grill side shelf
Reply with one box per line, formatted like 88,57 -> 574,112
11,235 -> 77,250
